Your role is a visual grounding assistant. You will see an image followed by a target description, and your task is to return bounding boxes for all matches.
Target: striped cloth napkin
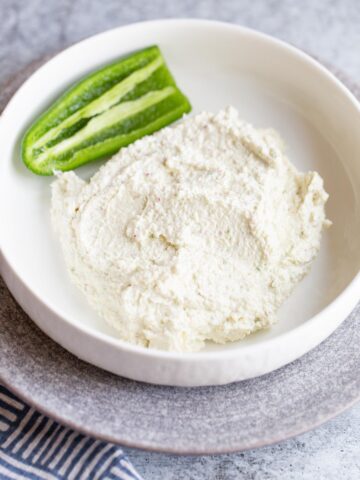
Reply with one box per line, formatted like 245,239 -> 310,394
0,385 -> 143,480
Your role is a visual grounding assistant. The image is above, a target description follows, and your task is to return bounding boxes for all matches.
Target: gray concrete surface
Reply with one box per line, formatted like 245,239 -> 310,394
1,0 -> 359,478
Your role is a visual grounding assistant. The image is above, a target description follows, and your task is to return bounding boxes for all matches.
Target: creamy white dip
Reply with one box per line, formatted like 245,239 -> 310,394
51,107 -> 330,352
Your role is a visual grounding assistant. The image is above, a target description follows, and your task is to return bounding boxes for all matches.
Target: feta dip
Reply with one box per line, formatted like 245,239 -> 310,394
51,107 -> 330,352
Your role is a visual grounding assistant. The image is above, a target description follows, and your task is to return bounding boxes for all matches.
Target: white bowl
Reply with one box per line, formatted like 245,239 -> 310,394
1,19 -> 359,387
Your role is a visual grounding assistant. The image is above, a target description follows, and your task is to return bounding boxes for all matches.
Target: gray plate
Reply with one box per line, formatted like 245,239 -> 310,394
0,57 -> 359,454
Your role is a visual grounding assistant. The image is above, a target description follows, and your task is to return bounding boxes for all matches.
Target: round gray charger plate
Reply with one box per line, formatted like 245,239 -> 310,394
0,55 -> 359,455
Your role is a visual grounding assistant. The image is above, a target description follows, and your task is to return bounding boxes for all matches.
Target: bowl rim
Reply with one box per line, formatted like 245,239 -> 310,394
0,18 -> 360,363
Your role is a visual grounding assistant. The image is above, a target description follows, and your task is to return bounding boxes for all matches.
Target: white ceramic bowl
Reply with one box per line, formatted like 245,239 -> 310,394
1,19 -> 359,387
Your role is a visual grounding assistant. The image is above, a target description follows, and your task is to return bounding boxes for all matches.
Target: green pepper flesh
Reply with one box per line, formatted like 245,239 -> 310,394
22,46 -> 191,175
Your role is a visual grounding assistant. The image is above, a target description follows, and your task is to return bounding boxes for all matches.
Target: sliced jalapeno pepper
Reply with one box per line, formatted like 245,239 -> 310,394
22,45 -> 191,175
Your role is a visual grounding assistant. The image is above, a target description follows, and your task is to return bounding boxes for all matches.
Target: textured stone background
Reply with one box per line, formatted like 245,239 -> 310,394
1,0 -> 360,478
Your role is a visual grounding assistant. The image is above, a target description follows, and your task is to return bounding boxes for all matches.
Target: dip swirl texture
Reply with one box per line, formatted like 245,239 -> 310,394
52,107 -> 330,352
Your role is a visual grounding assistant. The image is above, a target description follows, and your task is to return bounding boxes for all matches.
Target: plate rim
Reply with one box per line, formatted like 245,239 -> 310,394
1,363 -> 360,455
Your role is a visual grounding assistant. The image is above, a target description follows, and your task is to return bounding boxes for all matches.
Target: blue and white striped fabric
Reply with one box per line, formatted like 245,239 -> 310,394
0,385 -> 143,480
